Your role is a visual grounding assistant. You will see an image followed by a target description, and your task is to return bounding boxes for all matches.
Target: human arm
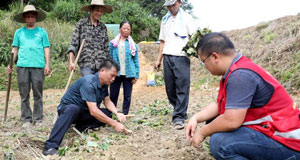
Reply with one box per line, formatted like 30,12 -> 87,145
67,21 -> 82,72
86,101 -> 128,133
190,108 -> 247,147
68,51 -> 76,72
44,47 -> 50,76
154,40 -> 165,70
132,43 -> 139,84
103,96 -> 126,123
186,102 -> 219,141
189,70 -> 260,147
8,47 -> 18,74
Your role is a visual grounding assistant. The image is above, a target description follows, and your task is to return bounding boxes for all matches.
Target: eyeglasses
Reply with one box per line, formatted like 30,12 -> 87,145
200,52 -> 212,66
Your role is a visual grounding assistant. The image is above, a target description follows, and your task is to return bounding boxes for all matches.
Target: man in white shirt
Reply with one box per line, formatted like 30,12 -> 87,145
155,0 -> 198,129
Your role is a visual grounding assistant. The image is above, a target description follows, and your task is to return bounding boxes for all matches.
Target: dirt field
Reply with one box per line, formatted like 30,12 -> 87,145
0,47 -> 216,160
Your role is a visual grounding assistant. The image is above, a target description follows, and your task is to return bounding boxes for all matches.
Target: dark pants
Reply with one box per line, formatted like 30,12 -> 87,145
44,104 -> 112,150
17,67 -> 44,123
110,76 -> 133,115
210,127 -> 300,160
80,67 -> 98,77
163,55 -> 190,122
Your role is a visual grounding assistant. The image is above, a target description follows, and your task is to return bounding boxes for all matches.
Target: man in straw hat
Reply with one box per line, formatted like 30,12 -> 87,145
8,5 -> 50,128
67,0 -> 113,76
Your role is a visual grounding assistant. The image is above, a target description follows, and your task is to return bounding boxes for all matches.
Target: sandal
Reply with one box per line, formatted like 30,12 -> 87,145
173,120 -> 184,130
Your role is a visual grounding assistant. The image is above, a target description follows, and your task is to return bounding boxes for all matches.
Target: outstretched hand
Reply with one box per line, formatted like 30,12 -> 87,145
185,117 -> 198,141
190,130 -> 206,148
116,112 -> 127,123
112,122 -> 131,134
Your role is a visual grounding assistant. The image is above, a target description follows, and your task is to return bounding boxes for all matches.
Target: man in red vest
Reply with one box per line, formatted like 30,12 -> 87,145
186,32 -> 300,159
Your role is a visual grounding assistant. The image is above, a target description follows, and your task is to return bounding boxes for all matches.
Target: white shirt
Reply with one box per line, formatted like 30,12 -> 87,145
159,10 -> 198,56
118,41 -> 126,75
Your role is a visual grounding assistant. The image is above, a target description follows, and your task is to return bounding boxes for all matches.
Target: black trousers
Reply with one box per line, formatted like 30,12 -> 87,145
44,104 -> 111,150
110,76 -> 133,115
163,55 -> 190,122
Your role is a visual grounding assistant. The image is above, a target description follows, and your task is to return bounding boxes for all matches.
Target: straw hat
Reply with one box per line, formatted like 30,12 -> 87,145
81,0 -> 113,13
13,5 -> 46,23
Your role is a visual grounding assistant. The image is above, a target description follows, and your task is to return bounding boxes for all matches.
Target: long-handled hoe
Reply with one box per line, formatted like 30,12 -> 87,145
52,39 -> 86,124
4,52 -> 14,121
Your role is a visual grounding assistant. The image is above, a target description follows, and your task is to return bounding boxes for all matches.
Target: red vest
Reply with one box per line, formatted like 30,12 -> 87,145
217,56 -> 300,151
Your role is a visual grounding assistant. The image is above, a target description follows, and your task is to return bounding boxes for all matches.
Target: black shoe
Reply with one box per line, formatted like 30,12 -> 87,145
184,114 -> 188,120
42,148 -> 58,156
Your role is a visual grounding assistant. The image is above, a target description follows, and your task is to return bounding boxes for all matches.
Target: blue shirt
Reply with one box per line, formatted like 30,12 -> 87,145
12,27 -> 50,68
224,53 -> 274,109
58,72 -> 108,111
109,40 -> 139,78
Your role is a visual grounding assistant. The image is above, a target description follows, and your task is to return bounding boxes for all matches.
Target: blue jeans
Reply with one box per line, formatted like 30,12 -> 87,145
210,127 -> 300,160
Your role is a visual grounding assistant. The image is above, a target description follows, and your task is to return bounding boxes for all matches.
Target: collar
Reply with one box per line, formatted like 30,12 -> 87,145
87,16 -> 100,26
223,53 -> 242,79
95,72 -> 102,89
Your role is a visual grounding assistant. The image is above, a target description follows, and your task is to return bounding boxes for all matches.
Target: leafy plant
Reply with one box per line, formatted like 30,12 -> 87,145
255,22 -> 268,31
50,0 -> 88,23
182,28 -> 212,58
262,31 -> 276,43
58,146 -> 69,156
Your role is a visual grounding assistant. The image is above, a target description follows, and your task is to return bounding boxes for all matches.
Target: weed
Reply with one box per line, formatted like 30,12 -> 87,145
262,31 -> 276,43
255,22 -> 268,31
58,146 -> 69,156
243,34 -> 251,40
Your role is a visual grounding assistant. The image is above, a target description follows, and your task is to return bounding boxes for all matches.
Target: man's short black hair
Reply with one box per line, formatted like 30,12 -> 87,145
99,59 -> 120,72
196,32 -> 235,57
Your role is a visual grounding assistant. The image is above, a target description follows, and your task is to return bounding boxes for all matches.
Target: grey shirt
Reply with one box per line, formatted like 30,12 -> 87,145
224,53 -> 274,109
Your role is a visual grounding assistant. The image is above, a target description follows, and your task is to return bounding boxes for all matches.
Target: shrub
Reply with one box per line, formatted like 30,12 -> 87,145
49,0 -> 88,23
102,0 -> 160,42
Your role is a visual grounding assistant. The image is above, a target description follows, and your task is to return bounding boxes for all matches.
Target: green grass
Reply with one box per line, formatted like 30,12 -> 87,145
0,61 -> 81,91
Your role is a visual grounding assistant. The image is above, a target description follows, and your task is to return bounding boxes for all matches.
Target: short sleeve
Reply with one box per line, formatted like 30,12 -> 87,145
186,15 -> 198,36
80,79 -> 97,103
158,22 -> 164,41
12,30 -> 20,47
103,86 -> 109,98
225,69 -> 258,109
42,29 -> 50,47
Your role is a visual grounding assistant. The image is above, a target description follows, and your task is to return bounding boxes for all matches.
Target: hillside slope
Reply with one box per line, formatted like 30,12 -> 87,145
224,13 -> 300,92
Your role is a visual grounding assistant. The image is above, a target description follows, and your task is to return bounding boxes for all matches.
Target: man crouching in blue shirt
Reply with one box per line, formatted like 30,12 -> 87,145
43,59 -> 129,156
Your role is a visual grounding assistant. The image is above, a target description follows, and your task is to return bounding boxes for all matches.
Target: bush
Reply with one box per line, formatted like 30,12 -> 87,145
102,0 -> 160,42
27,0 -> 54,12
49,0 -> 88,23
0,61 -> 81,91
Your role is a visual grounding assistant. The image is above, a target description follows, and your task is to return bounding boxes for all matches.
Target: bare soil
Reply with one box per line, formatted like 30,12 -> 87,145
1,13 -> 300,160
0,47 -> 215,160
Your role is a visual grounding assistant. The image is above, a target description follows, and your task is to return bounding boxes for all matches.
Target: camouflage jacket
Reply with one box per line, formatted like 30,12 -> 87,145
67,17 -> 111,70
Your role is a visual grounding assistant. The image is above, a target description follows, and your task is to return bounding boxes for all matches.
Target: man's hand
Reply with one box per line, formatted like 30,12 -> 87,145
116,113 -> 126,123
69,62 -> 76,72
112,122 -> 131,134
185,117 -> 198,141
154,61 -> 161,71
44,65 -> 50,76
7,66 -> 13,74
190,130 -> 206,148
